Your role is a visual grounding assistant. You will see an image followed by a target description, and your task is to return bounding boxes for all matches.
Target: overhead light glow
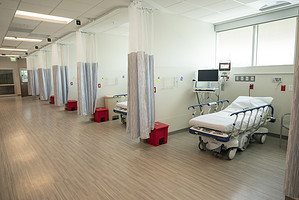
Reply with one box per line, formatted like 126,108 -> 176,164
0,54 -> 20,57
0,48 -> 28,52
15,10 -> 73,24
5,37 -> 42,42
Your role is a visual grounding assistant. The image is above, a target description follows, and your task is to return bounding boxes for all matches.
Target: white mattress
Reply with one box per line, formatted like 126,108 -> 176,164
189,96 -> 273,133
116,101 -> 127,109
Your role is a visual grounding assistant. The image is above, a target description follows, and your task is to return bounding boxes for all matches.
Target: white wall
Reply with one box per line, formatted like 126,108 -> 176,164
95,33 -> 128,107
65,33 -> 128,106
153,12 -> 216,132
219,65 -> 294,136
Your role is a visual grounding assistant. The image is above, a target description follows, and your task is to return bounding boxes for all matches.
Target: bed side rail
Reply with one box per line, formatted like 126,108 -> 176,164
188,100 -> 229,117
230,104 -> 275,135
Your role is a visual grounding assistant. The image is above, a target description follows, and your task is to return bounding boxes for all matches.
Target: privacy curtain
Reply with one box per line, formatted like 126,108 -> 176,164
76,31 -> 98,116
37,50 -> 52,100
26,55 -> 39,96
52,43 -> 69,106
284,12 -> 299,199
127,2 -> 155,139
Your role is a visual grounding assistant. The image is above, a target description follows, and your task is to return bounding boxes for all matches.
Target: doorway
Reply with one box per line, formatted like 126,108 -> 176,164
20,68 -> 28,97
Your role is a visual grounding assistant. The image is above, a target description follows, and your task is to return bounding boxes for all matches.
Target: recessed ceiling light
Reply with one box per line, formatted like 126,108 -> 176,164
5,37 -> 42,42
0,48 -> 28,52
0,54 -> 20,57
15,10 -> 73,24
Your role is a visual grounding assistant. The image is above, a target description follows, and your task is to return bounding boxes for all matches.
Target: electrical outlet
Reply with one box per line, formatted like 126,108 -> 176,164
289,85 -> 293,92
272,77 -> 282,83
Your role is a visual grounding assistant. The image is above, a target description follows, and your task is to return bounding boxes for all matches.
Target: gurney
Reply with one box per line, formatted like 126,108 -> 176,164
112,94 -> 127,124
188,96 -> 275,159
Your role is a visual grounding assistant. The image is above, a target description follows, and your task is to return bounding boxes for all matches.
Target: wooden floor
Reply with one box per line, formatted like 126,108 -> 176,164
0,96 -> 287,200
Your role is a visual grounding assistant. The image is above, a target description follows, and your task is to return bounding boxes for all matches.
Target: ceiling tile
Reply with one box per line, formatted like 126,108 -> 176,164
183,7 -> 218,19
16,42 -> 35,49
32,22 -> 65,35
10,18 -> 40,30
82,0 -> 128,19
235,0 -> 259,3
56,0 -> 94,12
0,7 -> 16,18
150,0 -> 182,8
201,5 -> 258,23
6,31 -> 30,38
185,0 -> 223,7
18,2 -> 54,14
50,8 -> 84,19
2,40 -> 21,47
166,1 -> 198,14
0,0 -> 19,10
20,0 -> 61,8
82,8 -> 128,33
69,0 -> 105,6
204,0 -> 242,12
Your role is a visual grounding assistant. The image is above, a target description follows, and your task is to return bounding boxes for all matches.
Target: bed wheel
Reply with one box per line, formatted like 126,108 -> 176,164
257,134 -> 267,144
198,142 -> 206,151
226,148 -> 237,160
121,115 -> 126,124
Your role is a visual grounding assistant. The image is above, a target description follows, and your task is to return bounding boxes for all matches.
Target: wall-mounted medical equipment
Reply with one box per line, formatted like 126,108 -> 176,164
187,96 -> 275,160
235,75 -> 255,82
198,69 -> 219,82
193,69 -> 219,104
219,62 -> 231,71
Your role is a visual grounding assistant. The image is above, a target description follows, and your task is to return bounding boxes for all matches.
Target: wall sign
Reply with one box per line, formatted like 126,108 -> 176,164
98,83 -> 101,88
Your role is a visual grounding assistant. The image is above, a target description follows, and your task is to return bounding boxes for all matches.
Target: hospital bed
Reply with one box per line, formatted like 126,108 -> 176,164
188,96 -> 275,160
112,94 -> 127,124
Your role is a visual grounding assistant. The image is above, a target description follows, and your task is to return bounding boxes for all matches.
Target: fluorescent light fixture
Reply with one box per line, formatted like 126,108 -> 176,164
0,54 -> 20,57
259,1 -> 291,11
0,48 -> 28,52
15,10 -> 73,24
5,36 -> 42,42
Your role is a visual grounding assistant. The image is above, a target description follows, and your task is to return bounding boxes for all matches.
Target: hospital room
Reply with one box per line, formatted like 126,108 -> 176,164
0,0 -> 298,199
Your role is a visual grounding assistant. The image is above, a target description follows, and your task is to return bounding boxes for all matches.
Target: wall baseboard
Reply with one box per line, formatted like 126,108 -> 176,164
268,132 -> 288,140
169,128 -> 189,135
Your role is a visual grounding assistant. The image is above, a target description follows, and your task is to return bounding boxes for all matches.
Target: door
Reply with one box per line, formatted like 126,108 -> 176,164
20,68 -> 28,97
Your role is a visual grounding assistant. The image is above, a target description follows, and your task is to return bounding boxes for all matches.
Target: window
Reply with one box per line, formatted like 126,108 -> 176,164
0,70 -> 15,95
217,26 -> 253,68
216,17 -> 297,67
0,70 -> 14,84
257,17 -> 296,66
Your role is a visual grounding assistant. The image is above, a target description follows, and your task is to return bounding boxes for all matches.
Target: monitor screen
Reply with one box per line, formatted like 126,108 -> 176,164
219,62 -> 231,71
198,69 -> 219,82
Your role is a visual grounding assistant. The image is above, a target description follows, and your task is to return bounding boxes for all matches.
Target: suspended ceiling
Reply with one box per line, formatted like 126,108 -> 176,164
1,0 -> 299,56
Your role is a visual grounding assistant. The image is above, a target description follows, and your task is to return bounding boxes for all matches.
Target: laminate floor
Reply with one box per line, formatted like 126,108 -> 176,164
0,97 -> 287,200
